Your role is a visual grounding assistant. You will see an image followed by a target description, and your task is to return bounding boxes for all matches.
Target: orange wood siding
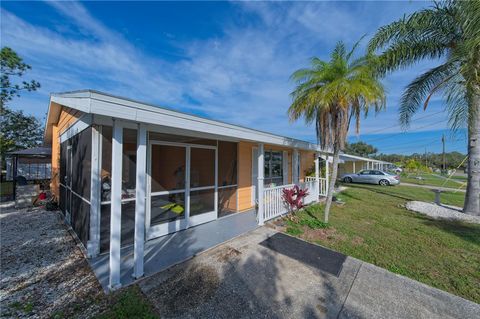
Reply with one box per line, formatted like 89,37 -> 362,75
237,141 -> 255,211
299,150 -> 315,181
236,142 -> 309,211
50,106 -> 83,198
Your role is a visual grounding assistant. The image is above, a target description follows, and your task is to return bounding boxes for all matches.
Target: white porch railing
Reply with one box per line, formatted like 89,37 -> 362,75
305,176 -> 328,197
262,177 -> 328,223
301,178 -> 318,205
263,183 -> 294,222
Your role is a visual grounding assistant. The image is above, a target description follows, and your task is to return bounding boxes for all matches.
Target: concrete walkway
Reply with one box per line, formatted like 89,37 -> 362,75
402,182 -> 466,193
90,210 -> 258,291
139,227 -> 480,319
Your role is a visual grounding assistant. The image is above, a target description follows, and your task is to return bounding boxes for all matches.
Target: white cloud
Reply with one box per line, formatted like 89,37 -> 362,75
1,0 -> 449,146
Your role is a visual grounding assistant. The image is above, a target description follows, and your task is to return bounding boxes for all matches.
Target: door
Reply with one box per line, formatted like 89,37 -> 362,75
189,146 -> 216,226
356,170 -> 371,183
146,141 -> 217,239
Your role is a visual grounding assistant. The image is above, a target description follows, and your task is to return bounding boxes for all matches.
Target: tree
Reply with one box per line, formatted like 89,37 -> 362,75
289,41 -> 385,222
345,141 -> 378,157
0,47 -> 42,166
0,108 -> 43,156
368,1 -> 480,215
1,47 -> 40,111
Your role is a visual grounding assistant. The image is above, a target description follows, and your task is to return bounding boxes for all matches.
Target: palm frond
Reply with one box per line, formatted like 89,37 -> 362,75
399,62 -> 458,128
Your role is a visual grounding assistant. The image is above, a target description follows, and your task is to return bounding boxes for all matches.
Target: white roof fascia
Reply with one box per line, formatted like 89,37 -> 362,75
50,91 -> 327,152
340,153 -> 391,164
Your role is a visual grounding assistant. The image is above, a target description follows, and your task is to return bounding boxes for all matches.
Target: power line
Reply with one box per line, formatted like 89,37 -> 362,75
359,110 -> 445,135
372,136 -> 439,150
365,120 -> 449,143
378,140 -> 442,153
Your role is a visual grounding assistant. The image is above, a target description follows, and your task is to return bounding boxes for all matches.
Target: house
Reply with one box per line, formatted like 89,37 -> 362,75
44,90 -> 331,290
338,153 -> 393,176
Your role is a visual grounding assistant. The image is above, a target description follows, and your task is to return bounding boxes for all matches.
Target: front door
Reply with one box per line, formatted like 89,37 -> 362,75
146,141 -> 217,239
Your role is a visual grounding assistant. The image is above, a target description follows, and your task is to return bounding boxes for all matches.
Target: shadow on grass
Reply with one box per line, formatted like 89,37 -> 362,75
347,184 -> 417,202
338,190 -> 364,202
303,205 -> 323,220
421,219 -> 480,246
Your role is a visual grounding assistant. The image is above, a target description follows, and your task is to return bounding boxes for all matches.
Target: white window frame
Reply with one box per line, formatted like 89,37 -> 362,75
146,139 -> 218,240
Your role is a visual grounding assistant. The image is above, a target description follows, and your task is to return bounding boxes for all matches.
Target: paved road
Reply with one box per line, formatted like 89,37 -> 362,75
402,182 -> 466,193
139,227 -> 479,319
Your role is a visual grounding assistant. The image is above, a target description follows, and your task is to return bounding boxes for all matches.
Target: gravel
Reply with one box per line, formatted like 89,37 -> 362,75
405,201 -> 480,224
0,207 -> 106,318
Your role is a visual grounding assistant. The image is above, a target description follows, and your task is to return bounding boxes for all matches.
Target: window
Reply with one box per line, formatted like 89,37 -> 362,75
264,150 -> 283,186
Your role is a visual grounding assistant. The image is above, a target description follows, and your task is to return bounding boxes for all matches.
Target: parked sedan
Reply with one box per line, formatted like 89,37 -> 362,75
341,170 -> 400,186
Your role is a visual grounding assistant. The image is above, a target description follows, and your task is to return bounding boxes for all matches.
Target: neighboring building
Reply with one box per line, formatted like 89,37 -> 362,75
338,153 -> 393,176
4,147 -> 52,201
44,90 -> 331,289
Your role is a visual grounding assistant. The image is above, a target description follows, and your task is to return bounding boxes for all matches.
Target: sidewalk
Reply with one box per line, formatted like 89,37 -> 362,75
138,227 -> 480,318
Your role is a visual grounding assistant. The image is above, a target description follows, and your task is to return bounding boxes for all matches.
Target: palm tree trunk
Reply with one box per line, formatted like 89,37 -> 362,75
463,86 -> 480,216
324,148 -> 340,223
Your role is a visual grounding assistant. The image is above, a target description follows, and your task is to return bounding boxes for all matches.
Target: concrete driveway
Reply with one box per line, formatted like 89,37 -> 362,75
139,227 -> 479,319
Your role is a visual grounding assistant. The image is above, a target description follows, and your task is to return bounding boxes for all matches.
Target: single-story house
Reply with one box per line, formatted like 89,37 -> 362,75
44,90 -> 331,290
338,153 -> 393,176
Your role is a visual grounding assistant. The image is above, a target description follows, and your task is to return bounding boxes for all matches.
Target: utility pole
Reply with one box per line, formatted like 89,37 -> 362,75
424,147 -> 427,169
442,134 -> 446,174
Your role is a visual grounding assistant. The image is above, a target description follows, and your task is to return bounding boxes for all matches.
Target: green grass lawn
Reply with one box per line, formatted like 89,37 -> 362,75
282,184 -> 479,303
401,173 -> 466,189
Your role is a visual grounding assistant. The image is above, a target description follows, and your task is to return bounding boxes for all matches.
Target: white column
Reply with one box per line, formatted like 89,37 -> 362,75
185,147 -> 191,227
257,143 -> 264,226
109,120 -> 123,290
88,125 -> 102,257
133,124 -> 147,279
325,156 -> 330,192
353,161 -> 356,174
314,153 -> 320,200
214,146 -> 218,217
292,149 -> 299,184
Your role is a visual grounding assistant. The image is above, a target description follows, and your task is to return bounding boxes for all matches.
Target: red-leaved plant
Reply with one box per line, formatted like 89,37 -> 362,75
282,185 -> 309,213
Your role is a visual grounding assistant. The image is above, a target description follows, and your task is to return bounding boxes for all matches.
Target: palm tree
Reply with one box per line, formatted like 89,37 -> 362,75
289,41 -> 385,222
368,0 -> 480,215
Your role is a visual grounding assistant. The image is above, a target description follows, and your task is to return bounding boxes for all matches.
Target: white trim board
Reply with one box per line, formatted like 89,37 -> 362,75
49,90 -> 329,152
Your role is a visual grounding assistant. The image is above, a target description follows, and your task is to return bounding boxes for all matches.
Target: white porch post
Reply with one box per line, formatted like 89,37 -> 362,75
88,125 -> 101,257
109,120 -> 123,290
133,124 -> 147,279
325,156 -> 330,192
257,143 -> 264,226
292,149 -> 299,184
314,153 -> 320,200
353,161 -> 356,174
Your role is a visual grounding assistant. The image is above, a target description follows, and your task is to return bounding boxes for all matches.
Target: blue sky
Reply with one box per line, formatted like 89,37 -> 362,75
1,1 -> 467,155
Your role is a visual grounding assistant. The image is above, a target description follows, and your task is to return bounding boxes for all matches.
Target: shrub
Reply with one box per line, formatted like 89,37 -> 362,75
282,185 -> 309,212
